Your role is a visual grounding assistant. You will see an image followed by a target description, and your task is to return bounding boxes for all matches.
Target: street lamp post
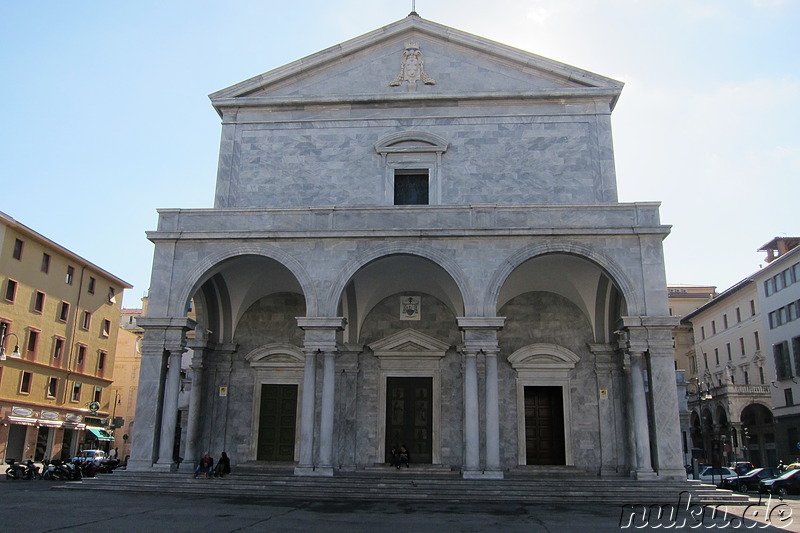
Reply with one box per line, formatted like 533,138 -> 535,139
688,377 -> 713,479
0,323 -> 21,360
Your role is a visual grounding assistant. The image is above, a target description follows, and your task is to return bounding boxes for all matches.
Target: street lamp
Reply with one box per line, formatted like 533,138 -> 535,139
687,377 -> 714,479
0,323 -> 21,361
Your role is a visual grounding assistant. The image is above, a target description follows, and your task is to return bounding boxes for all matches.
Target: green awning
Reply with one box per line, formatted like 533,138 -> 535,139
86,427 -> 114,441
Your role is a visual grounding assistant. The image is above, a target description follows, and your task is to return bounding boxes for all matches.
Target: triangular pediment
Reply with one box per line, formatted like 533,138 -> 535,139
369,329 -> 451,357
210,15 -> 623,112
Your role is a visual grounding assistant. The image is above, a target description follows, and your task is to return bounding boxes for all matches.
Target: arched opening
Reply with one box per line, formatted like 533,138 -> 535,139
182,255 -> 307,464
495,252 -> 627,469
336,253 -> 465,466
740,403 -> 776,468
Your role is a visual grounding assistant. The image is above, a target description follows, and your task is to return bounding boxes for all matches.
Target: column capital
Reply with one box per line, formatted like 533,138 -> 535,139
457,343 -> 499,356
139,316 -> 196,355
298,317 -> 345,353
587,343 -> 616,356
456,317 -> 506,330
137,316 -> 197,331
297,317 -> 346,330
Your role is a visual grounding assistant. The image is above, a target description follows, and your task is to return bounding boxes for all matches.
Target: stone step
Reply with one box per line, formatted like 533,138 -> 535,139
59,470 -> 751,506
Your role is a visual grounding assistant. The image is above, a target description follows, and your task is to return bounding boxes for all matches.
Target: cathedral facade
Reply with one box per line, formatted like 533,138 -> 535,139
129,14 -> 684,480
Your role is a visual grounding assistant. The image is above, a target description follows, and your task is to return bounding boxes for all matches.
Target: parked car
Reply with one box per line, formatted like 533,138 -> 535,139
73,449 -> 107,463
759,468 -> 800,496
690,466 -> 737,483
719,467 -> 781,492
730,461 -> 755,475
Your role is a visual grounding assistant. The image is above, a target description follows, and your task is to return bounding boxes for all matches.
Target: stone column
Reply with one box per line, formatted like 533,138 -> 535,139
645,323 -> 690,479
318,350 -> 337,470
295,348 -> 318,474
155,349 -> 183,471
178,344 -> 205,473
628,349 -> 655,479
295,317 -> 345,477
463,350 -> 481,475
589,343 -> 620,477
457,317 -> 505,480
126,340 -> 166,471
484,349 -> 501,476
127,317 -> 194,472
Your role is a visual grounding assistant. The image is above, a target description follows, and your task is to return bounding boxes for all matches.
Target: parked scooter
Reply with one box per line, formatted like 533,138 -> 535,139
21,459 -> 40,480
5,459 -> 27,480
41,459 -> 72,481
64,460 -> 83,480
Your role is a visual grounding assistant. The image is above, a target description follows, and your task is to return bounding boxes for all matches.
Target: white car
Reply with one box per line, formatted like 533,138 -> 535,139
73,449 -> 106,463
690,466 -> 737,483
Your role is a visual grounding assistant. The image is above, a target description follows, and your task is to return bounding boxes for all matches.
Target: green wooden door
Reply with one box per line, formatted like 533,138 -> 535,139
385,377 -> 433,464
257,384 -> 297,461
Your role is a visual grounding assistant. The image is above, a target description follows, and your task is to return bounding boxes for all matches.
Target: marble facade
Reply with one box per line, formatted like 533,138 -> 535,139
128,14 -> 685,480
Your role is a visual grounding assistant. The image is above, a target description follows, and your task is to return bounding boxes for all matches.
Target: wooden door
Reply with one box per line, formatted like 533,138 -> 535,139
257,384 -> 297,461
385,377 -> 433,464
524,386 -> 566,465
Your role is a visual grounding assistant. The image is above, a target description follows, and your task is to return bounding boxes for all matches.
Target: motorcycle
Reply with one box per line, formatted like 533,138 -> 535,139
64,460 -> 83,480
41,459 -> 71,481
5,459 -> 27,480
21,459 -> 40,480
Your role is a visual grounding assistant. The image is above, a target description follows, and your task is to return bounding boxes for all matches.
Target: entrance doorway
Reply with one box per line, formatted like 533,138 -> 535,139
524,386 -> 566,465
385,377 -> 433,464
34,426 -> 51,461
257,384 -> 297,461
6,424 -> 27,461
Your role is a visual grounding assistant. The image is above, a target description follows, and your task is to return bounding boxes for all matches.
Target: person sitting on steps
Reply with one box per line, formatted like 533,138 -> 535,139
398,444 -> 410,469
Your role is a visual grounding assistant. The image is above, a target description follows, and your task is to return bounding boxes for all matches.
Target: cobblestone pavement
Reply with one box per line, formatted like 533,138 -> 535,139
1,480 -> 798,532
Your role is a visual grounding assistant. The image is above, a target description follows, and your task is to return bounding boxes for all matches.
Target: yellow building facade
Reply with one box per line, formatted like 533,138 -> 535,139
109,306 -> 145,462
0,211 -> 130,462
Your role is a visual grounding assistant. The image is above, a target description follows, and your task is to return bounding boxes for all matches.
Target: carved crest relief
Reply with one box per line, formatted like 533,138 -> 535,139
400,295 -> 421,321
389,40 -> 435,91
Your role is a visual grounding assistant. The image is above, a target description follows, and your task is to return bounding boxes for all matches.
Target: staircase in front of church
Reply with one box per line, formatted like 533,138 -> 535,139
56,464 -> 754,506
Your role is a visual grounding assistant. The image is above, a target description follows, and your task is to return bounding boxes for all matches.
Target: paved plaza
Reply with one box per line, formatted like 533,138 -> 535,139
2,480 -> 798,532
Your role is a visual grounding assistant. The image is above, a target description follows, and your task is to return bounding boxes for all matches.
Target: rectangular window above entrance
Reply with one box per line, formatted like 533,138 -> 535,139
394,170 -> 429,205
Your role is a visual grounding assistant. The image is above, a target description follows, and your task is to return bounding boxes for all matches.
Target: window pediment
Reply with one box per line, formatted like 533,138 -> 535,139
246,343 -> 305,368
375,131 -> 449,155
508,343 -> 580,372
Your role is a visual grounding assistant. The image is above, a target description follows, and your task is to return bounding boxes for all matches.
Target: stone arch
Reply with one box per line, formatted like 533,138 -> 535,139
172,244 -> 318,317
484,241 -> 640,318
324,243 -> 475,317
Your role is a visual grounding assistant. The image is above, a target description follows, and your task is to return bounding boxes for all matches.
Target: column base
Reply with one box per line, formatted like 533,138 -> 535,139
178,462 -> 197,474
462,469 -> 504,480
631,469 -> 658,480
656,467 -> 690,480
600,466 -> 619,477
294,465 -> 334,477
153,461 -> 178,472
125,459 -> 154,472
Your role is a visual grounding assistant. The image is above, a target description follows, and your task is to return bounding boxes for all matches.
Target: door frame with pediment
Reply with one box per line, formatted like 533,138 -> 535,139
369,329 -> 449,465
508,343 -> 579,466
245,343 -> 306,462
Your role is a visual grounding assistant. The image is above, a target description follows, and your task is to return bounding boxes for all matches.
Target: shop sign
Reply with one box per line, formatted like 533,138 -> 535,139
11,406 -> 33,417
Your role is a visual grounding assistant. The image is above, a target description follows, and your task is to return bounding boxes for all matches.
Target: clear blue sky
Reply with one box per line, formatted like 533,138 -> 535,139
2,1 -> 798,307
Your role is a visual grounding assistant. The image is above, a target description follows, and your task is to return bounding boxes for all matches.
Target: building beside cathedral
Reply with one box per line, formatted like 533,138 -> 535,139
129,14 -> 683,479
